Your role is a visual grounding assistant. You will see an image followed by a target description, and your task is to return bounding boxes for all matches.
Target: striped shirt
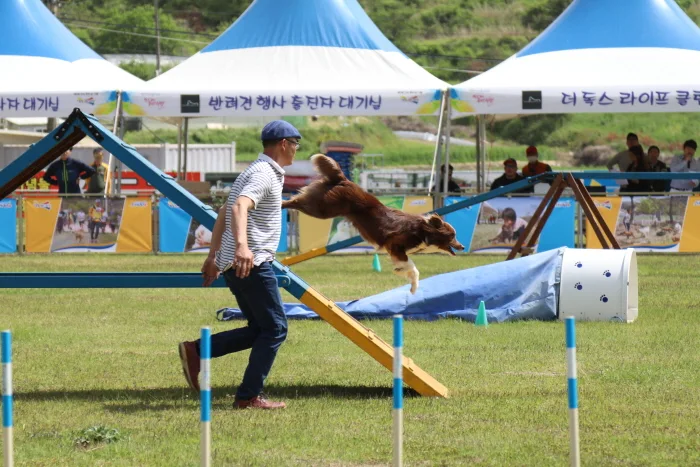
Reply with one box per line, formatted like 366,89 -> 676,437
215,154 -> 285,271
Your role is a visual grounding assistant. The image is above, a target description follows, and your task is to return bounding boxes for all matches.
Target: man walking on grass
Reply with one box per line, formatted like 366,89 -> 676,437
178,120 -> 301,410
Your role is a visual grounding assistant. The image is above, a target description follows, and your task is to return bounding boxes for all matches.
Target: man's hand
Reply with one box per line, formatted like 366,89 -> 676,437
201,255 -> 219,287
234,244 -> 254,278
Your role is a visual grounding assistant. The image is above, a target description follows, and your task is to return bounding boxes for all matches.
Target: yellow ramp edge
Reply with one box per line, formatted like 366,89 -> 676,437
281,247 -> 327,266
299,288 -> 449,398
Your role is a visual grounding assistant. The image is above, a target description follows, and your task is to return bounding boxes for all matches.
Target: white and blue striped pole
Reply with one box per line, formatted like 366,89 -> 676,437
200,327 -> 211,467
565,317 -> 580,467
2,330 -> 13,467
393,315 -> 403,467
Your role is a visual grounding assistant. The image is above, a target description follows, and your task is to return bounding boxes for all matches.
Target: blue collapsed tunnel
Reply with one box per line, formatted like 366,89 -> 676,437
220,247 -> 638,323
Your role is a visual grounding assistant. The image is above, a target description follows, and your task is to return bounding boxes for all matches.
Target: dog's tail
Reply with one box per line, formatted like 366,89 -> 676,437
311,154 -> 346,184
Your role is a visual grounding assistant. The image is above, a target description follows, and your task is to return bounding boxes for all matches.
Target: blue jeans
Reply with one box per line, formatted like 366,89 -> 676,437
200,261 -> 288,399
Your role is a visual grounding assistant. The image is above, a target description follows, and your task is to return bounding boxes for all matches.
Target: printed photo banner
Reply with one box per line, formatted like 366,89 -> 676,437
24,197 -> 152,253
586,195 -> 700,252
298,196 -> 433,254
158,198 -> 288,254
444,196 -> 576,254
0,199 -> 17,253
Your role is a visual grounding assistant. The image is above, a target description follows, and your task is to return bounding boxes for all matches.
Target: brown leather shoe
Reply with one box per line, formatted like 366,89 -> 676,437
233,394 -> 286,410
178,341 -> 200,392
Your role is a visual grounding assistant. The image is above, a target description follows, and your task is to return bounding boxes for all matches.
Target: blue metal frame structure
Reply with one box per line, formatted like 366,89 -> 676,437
0,273 -> 290,288
285,169 -> 699,263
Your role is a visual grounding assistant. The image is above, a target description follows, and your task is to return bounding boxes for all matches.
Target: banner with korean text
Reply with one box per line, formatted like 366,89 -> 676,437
0,91 -> 118,118
122,90 -> 449,118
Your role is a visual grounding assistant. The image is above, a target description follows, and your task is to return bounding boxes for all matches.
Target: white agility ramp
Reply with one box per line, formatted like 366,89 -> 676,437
559,248 -> 638,323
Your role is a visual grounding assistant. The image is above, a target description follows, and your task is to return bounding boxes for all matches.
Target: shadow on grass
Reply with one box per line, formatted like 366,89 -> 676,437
15,384 -> 420,413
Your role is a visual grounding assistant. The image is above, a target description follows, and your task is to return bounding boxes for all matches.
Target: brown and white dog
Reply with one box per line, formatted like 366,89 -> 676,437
282,154 -> 465,294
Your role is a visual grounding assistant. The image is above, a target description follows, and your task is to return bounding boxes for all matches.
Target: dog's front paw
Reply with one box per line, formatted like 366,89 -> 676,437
408,268 -> 419,294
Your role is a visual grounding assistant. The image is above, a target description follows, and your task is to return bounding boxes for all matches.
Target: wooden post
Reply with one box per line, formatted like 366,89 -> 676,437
565,176 -> 610,249
571,177 -> 620,248
506,175 -> 563,260
507,173 -> 619,260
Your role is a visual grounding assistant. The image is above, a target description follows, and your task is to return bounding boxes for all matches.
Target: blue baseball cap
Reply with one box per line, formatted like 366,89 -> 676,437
260,120 -> 302,141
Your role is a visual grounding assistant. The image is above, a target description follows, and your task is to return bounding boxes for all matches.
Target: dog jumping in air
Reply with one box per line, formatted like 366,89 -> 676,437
282,154 -> 465,294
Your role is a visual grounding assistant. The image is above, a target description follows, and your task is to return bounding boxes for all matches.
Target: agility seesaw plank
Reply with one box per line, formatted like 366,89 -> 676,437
0,109 -> 447,398
281,174 -> 547,266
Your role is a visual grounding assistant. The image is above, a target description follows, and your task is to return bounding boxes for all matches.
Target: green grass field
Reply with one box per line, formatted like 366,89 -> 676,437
0,253 -> 698,466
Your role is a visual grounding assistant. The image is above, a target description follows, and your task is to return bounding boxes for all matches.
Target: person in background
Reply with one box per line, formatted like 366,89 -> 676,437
521,146 -> 553,178
670,139 -> 699,192
647,145 -> 669,193
490,158 -> 532,193
43,147 -> 95,195
606,133 -> 640,172
431,164 -> 461,193
84,148 -> 111,195
621,145 -> 650,193
622,207 -> 632,234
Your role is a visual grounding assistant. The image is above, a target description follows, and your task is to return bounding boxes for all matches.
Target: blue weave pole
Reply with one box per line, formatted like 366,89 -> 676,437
2,330 -> 13,467
393,315 -> 403,467
566,317 -> 580,467
200,327 -> 211,467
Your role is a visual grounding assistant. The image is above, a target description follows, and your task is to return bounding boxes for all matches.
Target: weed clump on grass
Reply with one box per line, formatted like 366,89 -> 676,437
74,425 -> 124,450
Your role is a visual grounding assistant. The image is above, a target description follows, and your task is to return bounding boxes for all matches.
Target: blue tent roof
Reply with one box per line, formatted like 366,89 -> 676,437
0,0 -> 100,61
202,0 -> 402,54
518,0 -> 700,57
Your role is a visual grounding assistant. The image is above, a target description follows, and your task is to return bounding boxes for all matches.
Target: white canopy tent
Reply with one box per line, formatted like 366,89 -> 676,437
451,0 -> 700,116
123,0 -> 449,118
447,0 -> 700,191
0,0 -> 143,119
123,0 -> 456,197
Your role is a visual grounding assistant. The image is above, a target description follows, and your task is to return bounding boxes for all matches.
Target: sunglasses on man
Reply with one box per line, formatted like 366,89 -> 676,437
284,139 -> 301,150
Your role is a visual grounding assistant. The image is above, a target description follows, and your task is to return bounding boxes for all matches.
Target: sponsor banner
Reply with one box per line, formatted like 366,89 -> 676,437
298,196 -> 434,254
445,196 -> 575,254
0,199 -> 17,253
0,91 -> 117,118
123,90 -> 450,117
24,197 -> 151,253
453,87 -> 700,116
586,196 -> 695,252
158,198 -> 288,254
